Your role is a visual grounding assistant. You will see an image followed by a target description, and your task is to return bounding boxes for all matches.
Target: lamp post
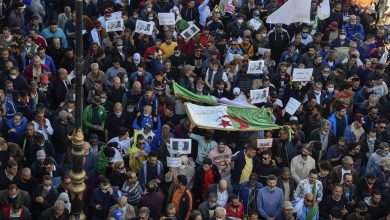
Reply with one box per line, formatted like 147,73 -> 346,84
68,0 -> 86,219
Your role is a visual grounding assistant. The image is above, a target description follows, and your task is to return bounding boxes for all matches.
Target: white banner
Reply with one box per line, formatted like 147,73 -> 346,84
158,13 -> 176,25
169,138 -> 192,154
106,19 -> 124,32
249,18 -> 262,30
167,157 -> 182,167
250,88 -> 269,104
266,0 -> 311,24
247,60 -> 264,74
257,138 -> 273,149
135,20 -> 154,35
292,68 -> 313,81
285,97 -> 301,115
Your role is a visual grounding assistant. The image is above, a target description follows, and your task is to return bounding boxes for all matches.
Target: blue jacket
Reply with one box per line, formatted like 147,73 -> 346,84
129,71 -> 153,88
137,94 -> 159,117
238,181 -> 263,214
297,205 -> 319,220
40,27 -> 68,48
231,150 -> 260,185
43,55 -> 57,75
343,22 -> 365,41
132,115 -> 161,135
6,117 -> 28,142
138,160 -> 164,189
328,113 -> 348,135
0,97 -> 17,119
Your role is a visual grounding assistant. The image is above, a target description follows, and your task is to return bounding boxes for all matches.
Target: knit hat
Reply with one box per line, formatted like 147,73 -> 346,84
36,150 -> 46,160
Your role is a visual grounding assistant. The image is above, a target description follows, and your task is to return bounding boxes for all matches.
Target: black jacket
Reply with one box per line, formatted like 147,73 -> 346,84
193,165 -> 221,202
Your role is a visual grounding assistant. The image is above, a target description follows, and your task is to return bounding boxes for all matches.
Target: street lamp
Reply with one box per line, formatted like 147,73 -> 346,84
68,0 -> 86,219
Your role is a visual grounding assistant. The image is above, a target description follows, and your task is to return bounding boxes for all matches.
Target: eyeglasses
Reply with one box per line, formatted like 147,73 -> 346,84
231,43 -> 237,46
379,126 -> 386,129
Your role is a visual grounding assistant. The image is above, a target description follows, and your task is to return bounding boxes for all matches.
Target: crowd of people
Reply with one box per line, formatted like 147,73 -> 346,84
0,0 -> 390,219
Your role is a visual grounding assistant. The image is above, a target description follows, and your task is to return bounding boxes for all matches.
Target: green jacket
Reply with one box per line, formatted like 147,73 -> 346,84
96,144 -> 109,175
82,104 -> 107,134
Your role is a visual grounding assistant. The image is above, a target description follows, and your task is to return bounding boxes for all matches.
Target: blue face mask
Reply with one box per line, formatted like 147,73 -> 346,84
368,137 -> 376,142
302,32 -> 309,39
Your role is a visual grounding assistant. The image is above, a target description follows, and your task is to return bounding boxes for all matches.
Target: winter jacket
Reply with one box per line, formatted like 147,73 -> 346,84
138,160 -> 164,189
193,165 -> 221,202
231,150 -> 260,185
328,113 -> 348,135
82,104 -> 107,134
238,181 -> 263,214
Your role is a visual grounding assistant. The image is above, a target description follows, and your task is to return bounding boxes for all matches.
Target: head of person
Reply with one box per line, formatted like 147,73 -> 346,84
166,203 -> 177,218
177,174 -> 187,189
266,174 -> 277,191
202,158 -> 213,171
6,160 -> 18,176
214,207 -> 227,220
218,180 -> 228,191
308,169 -> 319,184
343,173 -> 354,187
282,201 -> 294,218
371,189 -> 382,205
300,144 -> 312,159
304,193 -> 315,206
138,207 -> 150,220
99,178 -> 111,193
261,150 -> 273,165
332,184 -> 344,200
341,156 -> 354,170
330,207 -> 343,220
208,192 -> 218,208
148,152 -> 158,166
245,144 -> 257,158
347,142 -> 361,156
189,210 -> 203,220
42,175 -> 53,190
319,161 -> 332,176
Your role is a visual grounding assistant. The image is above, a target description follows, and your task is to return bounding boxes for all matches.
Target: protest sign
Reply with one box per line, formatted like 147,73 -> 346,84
158,13 -> 176,25
169,138 -> 192,154
167,157 -> 182,167
249,18 -> 262,30
257,138 -> 273,149
285,97 -> 301,115
111,11 -> 122,19
224,5 -> 235,14
292,68 -> 313,81
180,24 -> 200,39
106,19 -> 124,32
258,47 -> 270,56
135,20 -> 154,35
250,87 -> 269,104
247,60 -> 264,74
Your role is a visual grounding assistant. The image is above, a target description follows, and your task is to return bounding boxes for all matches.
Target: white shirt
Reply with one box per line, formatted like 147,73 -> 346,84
32,119 -> 54,140
340,168 -> 351,184
217,189 -> 229,207
198,0 -> 210,26
108,137 -> 131,154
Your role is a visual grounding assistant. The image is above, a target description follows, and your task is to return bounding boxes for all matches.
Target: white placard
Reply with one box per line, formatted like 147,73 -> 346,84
249,18 -> 262,30
106,19 -> 124,32
167,157 -> 182,167
292,68 -> 313,82
247,60 -> 265,74
135,20 -> 154,35
169,138 -> 192,154
258,47 -> 271,56
180,24 -> 200,40
285,97 -> 301,115
158,13 -> 176,25
250,87 -> 269,104
257,138 -> 273,148
111,11 -> 122,19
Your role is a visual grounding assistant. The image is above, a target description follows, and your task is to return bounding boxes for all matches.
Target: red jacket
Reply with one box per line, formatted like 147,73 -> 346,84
225,202 -> 244,219
1,203 -> 30,220
22,64 -> 50,82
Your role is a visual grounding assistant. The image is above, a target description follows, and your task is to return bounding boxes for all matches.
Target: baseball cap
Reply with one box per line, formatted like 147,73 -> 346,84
356,201 -> 368,212
104,9 -> 112,15
40,74 -> 49,84
283,201 -> 293,210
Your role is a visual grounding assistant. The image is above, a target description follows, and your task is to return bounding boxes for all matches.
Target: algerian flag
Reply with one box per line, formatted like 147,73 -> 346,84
266,0 -> 311,25
185,103 -> 282,131
173,83 -> 256,108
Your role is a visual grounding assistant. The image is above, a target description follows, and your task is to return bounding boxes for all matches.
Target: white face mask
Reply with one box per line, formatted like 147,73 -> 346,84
10,75 -> 17,79
117,45 -> 123,50
137,71 -> 143,76
340,35 -> 346,40
44,185 -> 52,191
328,87 -> 334,93
237,19 -> 244,24
148,16 -> 154,21
134,60 -> 140,65
101,189 -> 108,193
124,77 -> 128,83
100,98 -> 107,103
26,42 -> 32,47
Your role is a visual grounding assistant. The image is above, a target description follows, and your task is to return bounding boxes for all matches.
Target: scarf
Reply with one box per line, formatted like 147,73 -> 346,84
351,122 -> 364,141
306,204 -> 318,220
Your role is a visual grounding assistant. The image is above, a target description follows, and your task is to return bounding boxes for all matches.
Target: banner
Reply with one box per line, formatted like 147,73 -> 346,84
167,157 -> 182,167
292,68 -> 313,81
257,138 -> 273,148
180,24 -> 200,39
106,19 -> 124,32
247,60 -> 264,74
173,83 -> 256,108
185,103 -> 282,131
266,0 -> 311,24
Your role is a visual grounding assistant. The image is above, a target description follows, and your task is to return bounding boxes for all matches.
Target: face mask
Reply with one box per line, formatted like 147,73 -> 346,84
237,19 -> 243,24
121,207 -> 127,212
67,108 -> 73,113
254,16 -> 260,19
137,71 -> 143,76
302,32 -> 308,39
174,52 -> 180,57
367,88 -> 374,93
10,75 -> 17,79
368,137 -> 376,142
314,90 -> 321,95
101,189 -> 108,193
44,185 -> 51,191
26,42 -> 32,47
37,143 -> 44,147
100,98 -> 106,103
196,87 -> 204,92
133,15 -> 139,18
350,21 -> 356,25
146,7 -> 152,12
323,73 -> 329,77
117,46 -> 123,50
262,33 -> 266,38
340,35 -> 346,40
9,194 -> 17,199
127,107 -> 134,113
115,112 -> 122,117
134,60 -> 140,65
148,16 -> 154,21
14,122 -> 21,126
328,87 -> 334,93
124,77 -> 128,83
